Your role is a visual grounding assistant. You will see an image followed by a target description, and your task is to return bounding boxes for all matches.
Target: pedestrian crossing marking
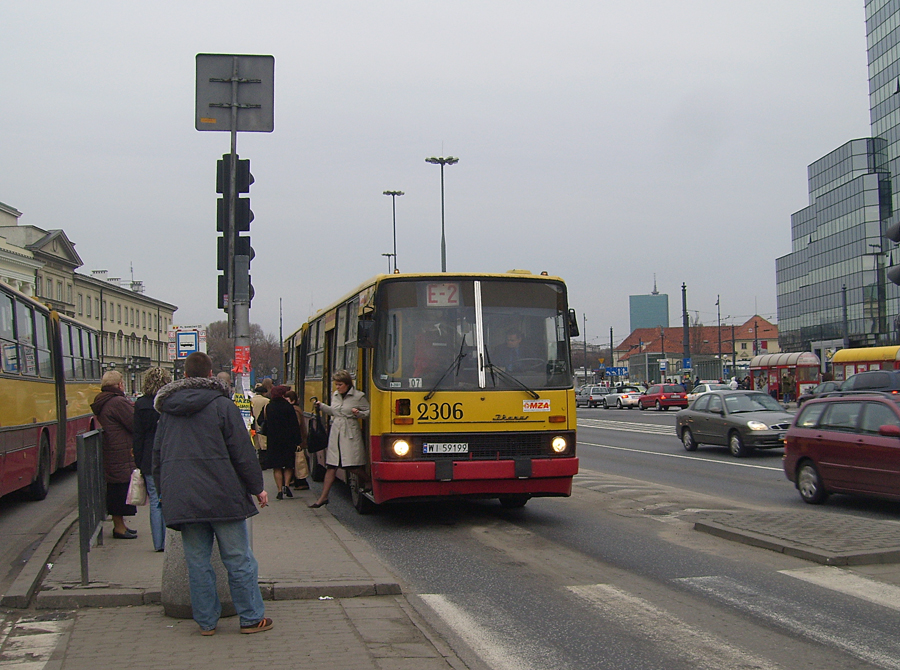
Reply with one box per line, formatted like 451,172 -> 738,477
578,418 -> 676,435
566,583 -> 780,670
780,566 -> 900,613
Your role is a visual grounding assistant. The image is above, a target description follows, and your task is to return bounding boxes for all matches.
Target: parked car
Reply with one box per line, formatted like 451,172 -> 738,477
783,392 -> 900,504
675,390 -> 794,457
602,385 -> 646,409
796,380 -> 840,406
686,383 -> 730,403
638,384 -> 688,411
839,370 -> 900,393
575,385 -> 607,408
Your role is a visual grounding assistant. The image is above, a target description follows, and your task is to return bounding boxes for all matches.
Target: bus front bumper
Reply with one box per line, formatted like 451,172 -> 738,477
370,457 -> 579,503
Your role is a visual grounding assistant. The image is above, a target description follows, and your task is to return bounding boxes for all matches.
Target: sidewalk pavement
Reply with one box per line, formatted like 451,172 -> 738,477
1,485 -> 474,670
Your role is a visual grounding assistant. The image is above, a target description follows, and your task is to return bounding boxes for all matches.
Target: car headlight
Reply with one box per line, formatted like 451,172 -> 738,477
392,439 -> 411,457
746,421 -> 768,431
551,436 -> 568,453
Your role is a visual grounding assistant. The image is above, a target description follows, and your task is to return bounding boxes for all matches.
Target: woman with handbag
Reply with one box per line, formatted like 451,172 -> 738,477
265,385 -> 304,500
90,370 -> 137,539
309,370 -> 370,508
284,389 -> 309,490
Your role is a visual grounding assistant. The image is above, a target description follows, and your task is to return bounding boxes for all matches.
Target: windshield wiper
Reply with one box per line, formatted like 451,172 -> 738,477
483,359 -> 540,400
423,339 -> 467,401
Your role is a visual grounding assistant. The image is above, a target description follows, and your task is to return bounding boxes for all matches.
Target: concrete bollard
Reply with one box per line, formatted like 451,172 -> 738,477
160,528 -> 236,619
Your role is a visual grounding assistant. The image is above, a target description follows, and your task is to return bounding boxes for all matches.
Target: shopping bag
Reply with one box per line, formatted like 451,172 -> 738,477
126,468 -> 148,506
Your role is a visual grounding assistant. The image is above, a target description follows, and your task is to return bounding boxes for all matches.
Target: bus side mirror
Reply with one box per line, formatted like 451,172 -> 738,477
357,320 -> 376,349
568,309 -> 580,337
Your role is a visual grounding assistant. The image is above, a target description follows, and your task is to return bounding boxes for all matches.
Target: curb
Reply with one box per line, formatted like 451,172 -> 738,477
1,510 -> 79,609
693,519 -> 900,566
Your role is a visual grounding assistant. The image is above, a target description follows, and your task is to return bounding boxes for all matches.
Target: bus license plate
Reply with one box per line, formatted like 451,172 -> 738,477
423,442 -> 468,454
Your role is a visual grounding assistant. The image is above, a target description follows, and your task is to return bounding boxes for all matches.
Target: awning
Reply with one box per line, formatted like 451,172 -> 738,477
831,346 -> 900,364
749,352 -> 820,369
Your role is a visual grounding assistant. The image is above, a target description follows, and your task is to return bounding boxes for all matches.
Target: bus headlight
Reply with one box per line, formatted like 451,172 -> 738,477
551,436 -> 568,453
392,439 -> 411,457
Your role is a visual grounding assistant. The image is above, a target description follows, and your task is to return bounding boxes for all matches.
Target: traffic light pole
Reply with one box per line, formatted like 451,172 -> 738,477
227,57 -> 250,396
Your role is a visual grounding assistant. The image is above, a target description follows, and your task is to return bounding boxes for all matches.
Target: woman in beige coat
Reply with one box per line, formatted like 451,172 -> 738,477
309,370 -> 370,508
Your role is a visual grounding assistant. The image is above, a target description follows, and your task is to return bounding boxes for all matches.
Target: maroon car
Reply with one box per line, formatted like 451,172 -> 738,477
784,392 -> 900,504
638,384 -> 688,411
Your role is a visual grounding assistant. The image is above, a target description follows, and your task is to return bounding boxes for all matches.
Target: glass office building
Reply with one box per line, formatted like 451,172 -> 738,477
629,293 -> 669,331
776,1 -> 900,352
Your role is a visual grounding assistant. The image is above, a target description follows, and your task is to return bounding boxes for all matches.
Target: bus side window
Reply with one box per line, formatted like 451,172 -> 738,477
0,294 -> 16,373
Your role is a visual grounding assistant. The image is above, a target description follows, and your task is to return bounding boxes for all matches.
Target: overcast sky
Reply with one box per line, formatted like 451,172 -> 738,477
0,1 -> 872,348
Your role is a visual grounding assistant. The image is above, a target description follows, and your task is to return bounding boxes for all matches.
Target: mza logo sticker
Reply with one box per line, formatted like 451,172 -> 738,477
523,400 -> 551,412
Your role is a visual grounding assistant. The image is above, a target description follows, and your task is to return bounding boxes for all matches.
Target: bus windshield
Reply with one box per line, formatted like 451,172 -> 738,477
373,278 -> 573,392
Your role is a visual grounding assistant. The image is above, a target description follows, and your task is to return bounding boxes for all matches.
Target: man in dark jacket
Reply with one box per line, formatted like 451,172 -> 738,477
152,351 -> 272,636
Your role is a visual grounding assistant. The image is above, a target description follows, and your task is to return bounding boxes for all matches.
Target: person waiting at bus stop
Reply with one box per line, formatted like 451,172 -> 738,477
309,370 -> 370,508
90,370 -> 137,539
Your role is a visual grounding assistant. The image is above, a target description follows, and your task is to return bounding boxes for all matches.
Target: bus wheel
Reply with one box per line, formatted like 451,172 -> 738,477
349,472 -> 375,515
499,494 -> 530,509
29,435 -> 51,501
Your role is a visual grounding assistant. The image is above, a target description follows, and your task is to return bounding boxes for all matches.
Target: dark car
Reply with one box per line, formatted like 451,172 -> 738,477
797,380 -> 840,406
839,370 -> 900,393
783,392 -> 900,504
638,384 -> 688,411
675,390 -> 793,457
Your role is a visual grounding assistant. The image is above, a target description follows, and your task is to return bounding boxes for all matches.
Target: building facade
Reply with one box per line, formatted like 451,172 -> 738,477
776,1 -> 900,354
0,210 -> 177,392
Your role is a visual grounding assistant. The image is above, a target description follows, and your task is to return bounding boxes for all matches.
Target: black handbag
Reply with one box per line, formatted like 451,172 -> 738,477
307,405 -> 328,453
255,406 -> 268,436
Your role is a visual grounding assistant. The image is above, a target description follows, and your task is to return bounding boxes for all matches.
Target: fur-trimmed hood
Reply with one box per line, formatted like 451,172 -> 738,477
154,376 -> 229,416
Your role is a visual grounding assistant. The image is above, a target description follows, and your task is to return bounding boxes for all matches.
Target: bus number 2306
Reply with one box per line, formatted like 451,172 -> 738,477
417,402 -> 464,421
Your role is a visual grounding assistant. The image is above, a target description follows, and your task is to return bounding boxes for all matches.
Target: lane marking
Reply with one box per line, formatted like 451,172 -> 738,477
418,593 -> 545,670
679,575 -> 900,669
577,441 -> 784,472
567,583 -> 781,670
780,566 -> 900,612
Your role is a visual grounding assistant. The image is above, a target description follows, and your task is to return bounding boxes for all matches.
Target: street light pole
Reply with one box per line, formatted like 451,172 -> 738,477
383,190 -> 404,272
425,156 -> 459,272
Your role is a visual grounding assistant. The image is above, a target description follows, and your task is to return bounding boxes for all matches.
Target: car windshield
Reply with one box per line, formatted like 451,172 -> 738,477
724,392 -> 783,413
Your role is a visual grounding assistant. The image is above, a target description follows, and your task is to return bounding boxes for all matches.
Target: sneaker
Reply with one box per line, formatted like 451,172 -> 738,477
240,617 -> 274,634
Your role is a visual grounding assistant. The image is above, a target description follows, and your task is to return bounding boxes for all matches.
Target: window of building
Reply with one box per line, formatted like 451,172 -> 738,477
86,296 -> 91,317
741,342 -> 748,350
46,278 -> 52,297
95,298 -> 99,319
67,285 -> 72,305
77,294 -> 83,315
56,281 -> 62,301
117,304 -> 121,324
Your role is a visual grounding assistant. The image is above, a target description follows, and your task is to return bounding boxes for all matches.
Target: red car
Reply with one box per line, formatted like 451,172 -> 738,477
783,392 -> 900,504
638,384 -> 688,411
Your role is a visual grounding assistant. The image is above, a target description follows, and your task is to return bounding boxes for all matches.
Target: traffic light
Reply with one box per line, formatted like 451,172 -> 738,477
215,154 -> 255,309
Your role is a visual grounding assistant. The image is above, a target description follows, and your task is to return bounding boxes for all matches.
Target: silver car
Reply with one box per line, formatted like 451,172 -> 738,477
686,383 -> 730,403
602,385 -> 646,409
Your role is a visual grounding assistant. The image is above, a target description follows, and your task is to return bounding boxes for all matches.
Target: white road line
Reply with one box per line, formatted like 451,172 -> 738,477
566,583 -> 781,670
578,441 -> 784,472
679,575 -> 900,670
418,593 -> 547,670
0,616 -> 71,669
780,566 -> 900,612
578,419 -> 675,435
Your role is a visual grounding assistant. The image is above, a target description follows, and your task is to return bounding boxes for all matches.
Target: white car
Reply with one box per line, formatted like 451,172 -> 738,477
686,383 -> 730,403
602,385 -> 646,409
575,385 -> 608,408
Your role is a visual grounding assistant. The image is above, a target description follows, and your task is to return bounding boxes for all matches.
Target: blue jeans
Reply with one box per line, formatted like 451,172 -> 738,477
144,475 -> 165,551
180,520 -> 265,631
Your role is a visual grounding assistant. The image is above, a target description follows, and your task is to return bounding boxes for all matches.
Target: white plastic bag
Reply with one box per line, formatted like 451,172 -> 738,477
126,468 -> 148,506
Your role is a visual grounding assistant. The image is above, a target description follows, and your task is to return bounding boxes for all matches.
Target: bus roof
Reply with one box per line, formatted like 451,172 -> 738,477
832,345 -> 900,364
286,270 -> 567,339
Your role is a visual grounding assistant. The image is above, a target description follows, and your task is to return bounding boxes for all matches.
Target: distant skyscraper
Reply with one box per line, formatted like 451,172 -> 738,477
776,1 -> 899,353
630,278 -> 669,331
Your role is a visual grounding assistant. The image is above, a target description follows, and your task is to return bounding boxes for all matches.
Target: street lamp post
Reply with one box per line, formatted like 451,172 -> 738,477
383,190 -> 404,272
425,156 -> 459,272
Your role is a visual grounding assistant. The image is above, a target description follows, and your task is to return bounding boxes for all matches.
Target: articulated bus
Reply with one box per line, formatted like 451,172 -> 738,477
284,270 -> 580,513
0,282 -> 101,500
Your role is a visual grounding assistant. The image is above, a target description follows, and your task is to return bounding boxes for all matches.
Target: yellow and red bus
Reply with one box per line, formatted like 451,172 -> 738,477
285,270 -> 580,512
0,282 -> 101,500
